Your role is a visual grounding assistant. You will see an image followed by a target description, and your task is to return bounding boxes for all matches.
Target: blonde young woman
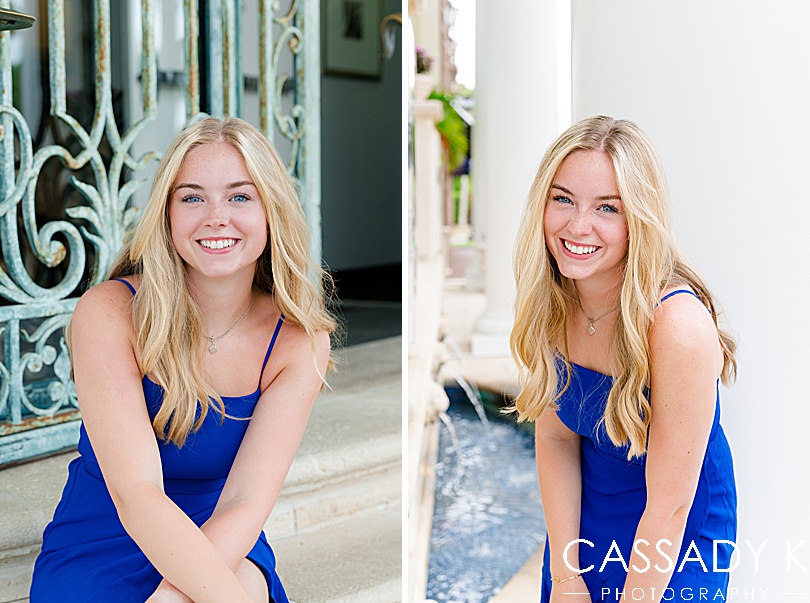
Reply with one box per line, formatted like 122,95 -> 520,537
30,117 -> 334,603
511,116 -> 737,602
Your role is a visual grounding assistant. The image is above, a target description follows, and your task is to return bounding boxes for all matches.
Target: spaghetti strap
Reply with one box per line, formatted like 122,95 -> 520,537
258,314 -> 285,389
658,289 -> 711,313
113,278 -> 136,296
659,289 -> 698,303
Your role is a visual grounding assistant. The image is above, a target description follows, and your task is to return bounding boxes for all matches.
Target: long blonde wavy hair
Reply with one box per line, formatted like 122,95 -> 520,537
93,116 -> 335,447
510,116 -> 736,459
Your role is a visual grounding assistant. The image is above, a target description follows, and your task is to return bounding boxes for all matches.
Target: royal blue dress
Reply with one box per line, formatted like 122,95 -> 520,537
30,279 -> 289,603
539,290 -> 737,602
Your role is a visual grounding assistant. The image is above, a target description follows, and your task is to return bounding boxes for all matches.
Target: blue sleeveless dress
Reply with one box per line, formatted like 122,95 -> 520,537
539,290 -> 737,602
30,279 -> 289,603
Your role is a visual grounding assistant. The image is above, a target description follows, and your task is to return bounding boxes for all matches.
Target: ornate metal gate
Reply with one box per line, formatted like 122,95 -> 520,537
0,0 -> 320,465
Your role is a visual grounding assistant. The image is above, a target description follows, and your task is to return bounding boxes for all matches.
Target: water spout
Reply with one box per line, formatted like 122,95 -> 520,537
443,365 -> 489,426
438,410 -> 459,450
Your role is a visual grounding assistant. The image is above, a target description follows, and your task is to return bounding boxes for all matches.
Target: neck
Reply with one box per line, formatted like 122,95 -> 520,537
187,272 -> 256,335
572,275 -> 622,317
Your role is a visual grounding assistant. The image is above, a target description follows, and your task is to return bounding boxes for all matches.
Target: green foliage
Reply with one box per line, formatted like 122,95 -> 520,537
428,90 -> 469,172
452,174 -> 474,224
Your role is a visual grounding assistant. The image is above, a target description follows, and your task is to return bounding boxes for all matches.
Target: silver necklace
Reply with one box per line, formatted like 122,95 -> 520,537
576,295 -> 620,335
207,293 -> 254,353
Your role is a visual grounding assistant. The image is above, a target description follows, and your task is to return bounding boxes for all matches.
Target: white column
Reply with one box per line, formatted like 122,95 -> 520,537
408,93 -> 448,603
471,0 -> 570,356
411,0 -> 443,74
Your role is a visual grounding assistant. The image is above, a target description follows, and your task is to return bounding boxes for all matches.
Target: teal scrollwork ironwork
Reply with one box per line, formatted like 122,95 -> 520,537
266,0 -> 321,261
0,0 -> 319,464
261,0 -> 305,171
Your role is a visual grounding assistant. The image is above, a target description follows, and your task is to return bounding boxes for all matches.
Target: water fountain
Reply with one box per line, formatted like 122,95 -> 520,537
425,342 -> 546,602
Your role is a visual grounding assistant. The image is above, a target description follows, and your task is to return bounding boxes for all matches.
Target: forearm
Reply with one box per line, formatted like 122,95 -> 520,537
200,499 -> 272,570
116,484 -> 253,603
153,502 -> 268,600
537,434 -> 584,575
619,507 -> 689,603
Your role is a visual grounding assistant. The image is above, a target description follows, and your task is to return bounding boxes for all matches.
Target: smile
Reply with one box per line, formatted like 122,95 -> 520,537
198,238 -> 238,250
563,239 -> 600,255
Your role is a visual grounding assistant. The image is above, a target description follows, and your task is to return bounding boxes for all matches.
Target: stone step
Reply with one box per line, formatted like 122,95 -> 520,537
0,337 -> 402,603
274,500 -> 402,603
268,337 -> 402,603
265,337 -> 401,539
0,454 -> 71,603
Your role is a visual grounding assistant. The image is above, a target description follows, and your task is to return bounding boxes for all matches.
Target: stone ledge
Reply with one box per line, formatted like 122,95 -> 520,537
274,501 -> 402,603
487,545 -> 543,602
267,461 -> 401,540
327,338 -> 401,396
0,454 -> 74,556
284,424 -> 400,492
0,545 -> 38,603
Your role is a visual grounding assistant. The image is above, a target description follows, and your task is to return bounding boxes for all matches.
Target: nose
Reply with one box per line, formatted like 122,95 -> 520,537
204,200 -> 229,226
568,207 -> 592,236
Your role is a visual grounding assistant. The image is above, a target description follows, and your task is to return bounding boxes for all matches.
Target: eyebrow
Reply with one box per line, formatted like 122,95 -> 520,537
551,183 -> 621,201
225,180 -> 256,189
173,180 -> 257,192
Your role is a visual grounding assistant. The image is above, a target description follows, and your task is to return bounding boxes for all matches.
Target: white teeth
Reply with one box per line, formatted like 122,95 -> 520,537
199,238 -> 237,249
563,240 -> 598,255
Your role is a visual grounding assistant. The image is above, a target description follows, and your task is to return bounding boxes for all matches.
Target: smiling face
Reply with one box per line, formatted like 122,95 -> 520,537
168,140 -> 268,285
543,150 -> 629,288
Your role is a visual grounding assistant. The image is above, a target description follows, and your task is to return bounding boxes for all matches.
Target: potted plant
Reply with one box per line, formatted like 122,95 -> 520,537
414,45 -> 435,101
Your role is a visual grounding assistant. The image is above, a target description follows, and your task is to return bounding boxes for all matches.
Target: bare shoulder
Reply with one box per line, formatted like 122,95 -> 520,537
72,279 -> 137,330
70,280 -> 144,412
71,281 -> 138,356
650,287 -> 720,374
276,319 -> 330,367
258,317 -> 330,394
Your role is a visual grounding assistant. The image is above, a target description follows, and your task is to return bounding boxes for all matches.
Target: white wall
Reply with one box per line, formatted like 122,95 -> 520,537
574,0 -> 810,591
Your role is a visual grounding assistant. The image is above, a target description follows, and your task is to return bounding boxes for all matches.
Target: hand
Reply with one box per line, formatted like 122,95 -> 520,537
145,580 -> 194,603
550,574 -> 591,603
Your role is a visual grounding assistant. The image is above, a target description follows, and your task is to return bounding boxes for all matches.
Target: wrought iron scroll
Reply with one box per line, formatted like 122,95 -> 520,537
260,0 -> 321,262
0,0 -> 319,465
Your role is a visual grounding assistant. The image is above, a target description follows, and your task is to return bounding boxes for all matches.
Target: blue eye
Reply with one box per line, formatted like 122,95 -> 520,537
552,195 -> 572,204
181,194 -> 203,204
598,204 -> 620,214
231,193 -> 250,203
